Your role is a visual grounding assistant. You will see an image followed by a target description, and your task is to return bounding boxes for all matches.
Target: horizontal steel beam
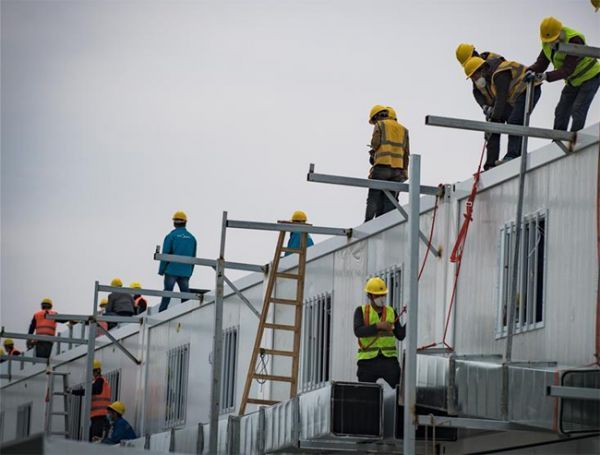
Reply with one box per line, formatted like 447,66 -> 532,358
554,42 -> 600,59
45,314 -> 91,322
425,115 -> 576,142
416,415 -> 546,432
0,355 -> 49,364
154,252 -> 266,273
227,219 -> 352,237
547,385 -> 600,401
0,330 -> 87,345
307,164 -> 441,195
46,314 -> 141,324
97,315 -> 141,324
97,285 -> 203,301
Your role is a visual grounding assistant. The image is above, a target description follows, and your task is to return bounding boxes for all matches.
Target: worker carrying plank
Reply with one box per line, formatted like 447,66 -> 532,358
354,277 -> 406,388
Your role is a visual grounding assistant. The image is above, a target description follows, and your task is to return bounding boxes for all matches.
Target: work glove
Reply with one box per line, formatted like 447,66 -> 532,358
26,340 -> 34,350
524,71 -> 546,82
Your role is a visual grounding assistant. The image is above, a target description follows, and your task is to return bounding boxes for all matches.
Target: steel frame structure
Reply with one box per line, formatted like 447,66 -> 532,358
547,385 -> 600,401
554,42 -> 600,59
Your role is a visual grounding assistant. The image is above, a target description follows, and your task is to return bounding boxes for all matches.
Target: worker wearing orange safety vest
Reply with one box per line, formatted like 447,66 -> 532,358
456,43 -> 505,110
354,277 -> 405,388
130,282 -> 148,314
365,105 -> 410,222
71,359 -> 112,440
27,298 -> 58,359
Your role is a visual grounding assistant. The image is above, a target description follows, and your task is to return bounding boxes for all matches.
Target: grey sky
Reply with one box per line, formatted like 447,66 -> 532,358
1,0 -> 599,335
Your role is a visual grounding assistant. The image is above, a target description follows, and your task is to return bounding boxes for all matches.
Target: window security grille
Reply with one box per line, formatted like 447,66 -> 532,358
373,266 -> 402,314
220,327 -> 238,413
16,402 -> 32,439
300,292 -> 332,392
67,382 -> 83,440
104,369 -> 121,403
497,210 -> 547,337
165,344 -> 190,429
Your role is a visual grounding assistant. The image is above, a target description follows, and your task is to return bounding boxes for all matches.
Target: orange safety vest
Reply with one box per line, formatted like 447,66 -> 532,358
90,376 -> 112,418
96,320 -> 109,335
33,310 -> 57,336
134,296 -> 147,310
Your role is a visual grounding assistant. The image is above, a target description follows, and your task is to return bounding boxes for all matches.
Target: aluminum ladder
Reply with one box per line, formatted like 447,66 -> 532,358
44,368 -> 70,438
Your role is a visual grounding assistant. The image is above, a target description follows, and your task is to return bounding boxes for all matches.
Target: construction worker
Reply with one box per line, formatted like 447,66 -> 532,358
456,44 -> 505,118
365,105 -> 409,222
158,211 -> 197,312
96,298 -> 109,335
105,278 -> 136,329
70,359 -> 112,441
285,210 -> 314,256
130,282 -> 148,314
354,277 -> 405,388
593,0 -> 600,12
3,339 -> 21,357
526,17 -> 600,132
463,56 -> 542,169
101,401 -> 136,444
27,298 -> 57,359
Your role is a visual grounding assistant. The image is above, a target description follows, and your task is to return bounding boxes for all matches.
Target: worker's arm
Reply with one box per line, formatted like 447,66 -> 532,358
527,49 -> 550,74
353,307 -> 378,338
472,83 -> 489,108
158,233 -> 173,276
392,309 -> 406,341
491,71 -> 511,121
370,124 -> 382,152
545,36 -> 585,82
404,130 -> 410,171
71,377 -> 104,396
28,318 -> 36,335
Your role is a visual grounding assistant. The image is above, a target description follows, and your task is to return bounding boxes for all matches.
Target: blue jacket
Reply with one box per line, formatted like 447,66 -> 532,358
159,227 -> 197,277
285,232 -> 314,256
102,416 -> 136,444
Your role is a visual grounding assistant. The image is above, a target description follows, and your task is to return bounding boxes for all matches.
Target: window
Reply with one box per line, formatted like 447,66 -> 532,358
16,403 -> 31,439
67,382 -> 83,440
165,344 -> 190,428
497,210 -> 547,337
220,327 -> 238,413
300,292 -> 332,392
373,266 -> 403,314
105,369 -> 121,402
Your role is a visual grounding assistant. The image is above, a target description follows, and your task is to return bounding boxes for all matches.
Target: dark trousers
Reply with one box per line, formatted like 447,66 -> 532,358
106,310 -> 135,330
90,415 -> 109,441
364,165 -> 407,222
485,85 -> 542,169
357,354 -> 401,388
159,274 -> 190,312
35,341 -> 53,359
554,73 -> 600,132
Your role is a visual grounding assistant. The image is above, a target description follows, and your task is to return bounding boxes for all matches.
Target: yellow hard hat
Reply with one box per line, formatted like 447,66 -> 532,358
41,297 -> 53,308
464,56 -> 486,78
93,359 -> 102,370
291,210 -> 308,222
111,278 -> 123,287
99,298 -> 108,307
369,105 -> 389,124
456,43 -> 475,65
0,348 -> 4,356
108,401 -> 126,415
130,282 -> 142,289
3,339 -> 14,347
386,106 -> 397,121
593,0 -> 600,11
172,210 -> 187,222
540,17 -> 563,43
364,277 -> 388,295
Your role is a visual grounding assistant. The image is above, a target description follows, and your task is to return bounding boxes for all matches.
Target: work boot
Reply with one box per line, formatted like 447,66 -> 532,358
495,155 -> 515,166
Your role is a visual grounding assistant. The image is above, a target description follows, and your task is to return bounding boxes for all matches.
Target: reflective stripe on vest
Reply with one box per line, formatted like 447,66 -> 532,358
34,310 -> 57,336
373,119 -> 408,169
477,56 -> 504,105
491,61 -> 530,105
90,376 -> 112,417
356,304 -> 398,360
134,296 -> 147,308
542,27 -> 600,87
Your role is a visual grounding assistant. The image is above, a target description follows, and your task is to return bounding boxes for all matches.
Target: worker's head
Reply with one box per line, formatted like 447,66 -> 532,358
111,277 -> 123,288
172,210 -> 187,228
540,17 -> 563,43
291,210 -> 308,223
93,359 -> 102,377
593,0 -> 600,12
41,297 -> 53,310
464,56 -> 488,89
369,105 -> 389,125
3,339 -> 14,349
385,106 -> 398,121
455,43 -> 478,65
130,282 -> 142,297
364,277 -> 388,307
99,297 -> 108,310
107,401 -> 126,420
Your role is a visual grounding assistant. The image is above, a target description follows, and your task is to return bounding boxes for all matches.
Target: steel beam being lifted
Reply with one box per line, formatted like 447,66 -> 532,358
227,219 -> 352,237
547,385 -> 600,401
154,251 -> 267,273
554,42 -> 600,59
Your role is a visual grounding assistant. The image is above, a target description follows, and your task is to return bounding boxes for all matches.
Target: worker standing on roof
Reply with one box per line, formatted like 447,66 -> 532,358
130,282 -> 148,314
285,211 -> 314,256
354,277 -> 405,388
158,211 -> 197,312
105,278 -> 136,329
463,56 -> 542,169
70,359 -> 112,441
364,105 -> 410,222
456,44 -> 505,118
100,401 -> 136,444
27,298 -> 57,359
526,17 -> 600,132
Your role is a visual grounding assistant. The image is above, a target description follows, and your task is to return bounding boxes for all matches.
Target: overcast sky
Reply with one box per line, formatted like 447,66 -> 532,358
1,0 -> 599,336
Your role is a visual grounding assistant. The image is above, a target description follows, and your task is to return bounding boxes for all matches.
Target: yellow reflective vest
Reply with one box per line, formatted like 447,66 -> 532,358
490,60 -> 530,106
542,27 -> 600,87
356,304 -> 398,360
372,119 -> 409,170
477,53 -> 504,105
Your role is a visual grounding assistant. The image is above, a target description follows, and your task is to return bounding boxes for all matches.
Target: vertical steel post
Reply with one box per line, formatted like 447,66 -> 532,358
403,155 -> 421,455
81,281 -> 99,441
209,211 -> 228,453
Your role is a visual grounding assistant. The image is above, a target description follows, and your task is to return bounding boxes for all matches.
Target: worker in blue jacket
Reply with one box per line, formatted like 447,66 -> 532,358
101,401 -> 136,444
285,210 -> 314,256
158,211 -> 197,312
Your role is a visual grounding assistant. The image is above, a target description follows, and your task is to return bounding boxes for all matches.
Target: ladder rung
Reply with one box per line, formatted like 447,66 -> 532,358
253,374 -> 294,383
281,247 -> 303,254
275,272 -> 301,280
261,348 -> 295,357
51,412 -> 68,416
246,398 -> 280,406
270,298 -> 299,306
264,323 -> 296,331
50,431 -> 69,436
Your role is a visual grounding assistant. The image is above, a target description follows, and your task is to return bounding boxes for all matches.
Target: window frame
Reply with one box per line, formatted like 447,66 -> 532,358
16,402 -> 32,439
164,343 -> 190,429
220,326 -> 239,414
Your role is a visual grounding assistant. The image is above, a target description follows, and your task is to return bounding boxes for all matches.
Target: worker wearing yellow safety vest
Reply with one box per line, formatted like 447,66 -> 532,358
456,43 -> 505,111
463,56 -> 542,170
365,105 -> 410,222
354,277 -> 406,388
526,17 -> 600,132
